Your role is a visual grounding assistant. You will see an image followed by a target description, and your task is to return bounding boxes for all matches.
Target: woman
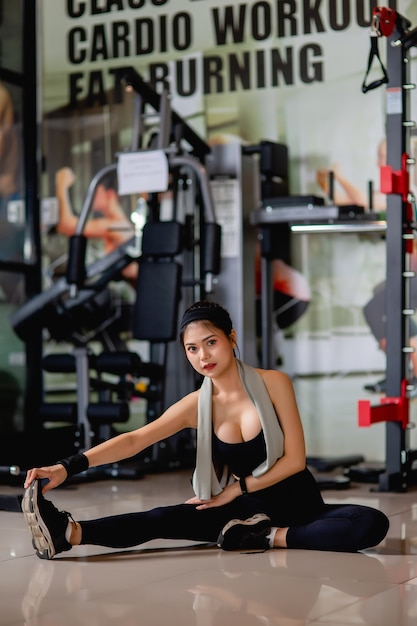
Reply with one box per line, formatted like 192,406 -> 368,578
22,301 -> 389,559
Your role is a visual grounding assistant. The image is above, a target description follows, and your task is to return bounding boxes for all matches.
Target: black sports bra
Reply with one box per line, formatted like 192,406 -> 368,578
212,429 -> 267,478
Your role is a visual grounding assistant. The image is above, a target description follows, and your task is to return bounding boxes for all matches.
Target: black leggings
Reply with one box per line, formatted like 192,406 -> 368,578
80,488 -> 389,553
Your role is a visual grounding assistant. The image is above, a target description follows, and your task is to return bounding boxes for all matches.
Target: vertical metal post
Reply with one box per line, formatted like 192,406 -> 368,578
379,25 -> 410,491
22,0 -> 43,435
260,253 -> 273,369
74,347 -> 92,451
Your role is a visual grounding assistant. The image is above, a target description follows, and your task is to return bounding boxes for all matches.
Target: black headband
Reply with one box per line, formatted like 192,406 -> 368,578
179,307 -> 233,335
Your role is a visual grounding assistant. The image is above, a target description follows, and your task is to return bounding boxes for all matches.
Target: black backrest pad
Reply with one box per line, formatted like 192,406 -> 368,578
133,262 -> 182,342
141,221 -> 183,257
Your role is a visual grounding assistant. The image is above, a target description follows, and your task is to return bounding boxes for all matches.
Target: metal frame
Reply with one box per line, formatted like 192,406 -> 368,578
358,9 -> 417,492
0,0 -> 40,504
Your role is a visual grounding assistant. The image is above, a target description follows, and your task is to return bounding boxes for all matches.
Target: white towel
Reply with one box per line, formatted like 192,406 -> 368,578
192,360 -> 284,500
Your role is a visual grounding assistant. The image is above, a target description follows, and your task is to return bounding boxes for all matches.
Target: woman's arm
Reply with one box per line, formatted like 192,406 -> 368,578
55,167 -> 78,236
85,393 -> 197,468
243,370 -> 306,494
316,164 -> 368,209
24,391 -> 199,493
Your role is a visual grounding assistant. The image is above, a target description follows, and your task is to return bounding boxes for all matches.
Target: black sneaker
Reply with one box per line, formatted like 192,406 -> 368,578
217,513 -> 271,552
21,479 -> 73,560
364,378 -> 386,393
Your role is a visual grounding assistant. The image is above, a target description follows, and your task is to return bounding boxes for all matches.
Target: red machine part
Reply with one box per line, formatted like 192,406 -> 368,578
372,7 -> 397,37
358,380 -> 409,429
380,153 -> 410,201
380,153 -> 414,251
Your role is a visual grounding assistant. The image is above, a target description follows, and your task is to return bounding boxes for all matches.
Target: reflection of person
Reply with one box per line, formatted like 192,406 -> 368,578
0,81 -> 18,200
0,81 -> 23,302
364,245 -> 417,396
21,300 -> 389,560
255,244 -> 311,366
359,140 -> 417,394
55,167 -> 137,281
316,139 -> 387,211
255,244 -> 311,332
189,550 -> 389,625
316,141 -> 417,395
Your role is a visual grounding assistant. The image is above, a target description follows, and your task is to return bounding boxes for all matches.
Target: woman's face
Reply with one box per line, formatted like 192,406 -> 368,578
182,321 -> 235,377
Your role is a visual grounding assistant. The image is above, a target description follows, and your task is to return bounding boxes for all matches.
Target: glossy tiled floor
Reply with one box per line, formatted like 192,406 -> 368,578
2,369 -> 417,625
1,467 -> 417,626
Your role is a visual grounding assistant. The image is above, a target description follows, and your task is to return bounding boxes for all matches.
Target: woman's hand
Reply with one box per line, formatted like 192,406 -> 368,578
185,483 -> 240,509
24,464 -> 68,494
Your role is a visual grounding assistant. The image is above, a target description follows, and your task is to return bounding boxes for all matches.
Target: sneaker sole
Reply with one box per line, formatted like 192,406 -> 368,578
21,481 -> 56,560
217,513 -> 271,550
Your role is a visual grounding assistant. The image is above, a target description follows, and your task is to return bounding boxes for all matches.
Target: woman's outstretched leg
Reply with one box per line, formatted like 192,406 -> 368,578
22,478 -> 266,559
79,502 -> 247,548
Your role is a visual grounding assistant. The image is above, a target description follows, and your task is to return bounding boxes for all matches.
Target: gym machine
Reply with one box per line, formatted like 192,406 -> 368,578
205,141 -> 261,366
248,143 -> 364,488
355,7 -> 417,491
10,69 -> 221,480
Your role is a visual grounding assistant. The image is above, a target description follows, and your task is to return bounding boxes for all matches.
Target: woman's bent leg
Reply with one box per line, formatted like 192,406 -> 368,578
286,504 -> 389,552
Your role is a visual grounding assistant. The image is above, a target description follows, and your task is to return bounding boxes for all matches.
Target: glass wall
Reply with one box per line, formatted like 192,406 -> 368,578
0,1 -> 38,453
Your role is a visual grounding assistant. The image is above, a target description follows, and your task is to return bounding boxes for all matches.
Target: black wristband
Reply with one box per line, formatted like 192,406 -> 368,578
57,453 -> 89,477
239,476 -> 248,495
